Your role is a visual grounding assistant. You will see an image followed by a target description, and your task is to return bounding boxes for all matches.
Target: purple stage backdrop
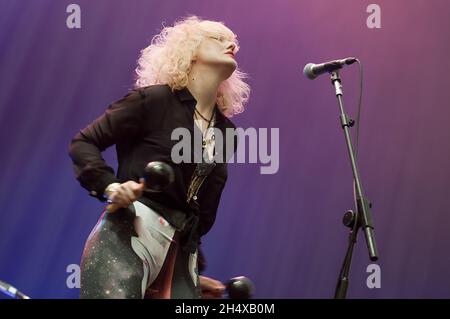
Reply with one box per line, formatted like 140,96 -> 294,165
1,0 -> 450,299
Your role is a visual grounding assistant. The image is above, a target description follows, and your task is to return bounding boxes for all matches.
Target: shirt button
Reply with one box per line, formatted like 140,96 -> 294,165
90,190 -> 97,196
193,195 -> 197,200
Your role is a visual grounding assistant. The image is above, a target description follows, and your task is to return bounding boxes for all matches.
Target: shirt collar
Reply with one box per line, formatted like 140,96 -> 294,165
174,87 -> 225,124
175,86 -> 196,104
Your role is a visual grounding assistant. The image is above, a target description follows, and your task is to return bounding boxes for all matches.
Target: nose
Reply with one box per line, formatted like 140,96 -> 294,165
226,42 -> 237,53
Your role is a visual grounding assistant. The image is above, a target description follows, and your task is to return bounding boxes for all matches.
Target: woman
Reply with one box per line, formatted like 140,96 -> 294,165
69,16 -> 249,299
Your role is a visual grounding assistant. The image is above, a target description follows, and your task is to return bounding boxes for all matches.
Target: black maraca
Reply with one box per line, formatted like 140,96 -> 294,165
106,161 -> 174,213
226,276 -> 254,299
142,161 -> 175,191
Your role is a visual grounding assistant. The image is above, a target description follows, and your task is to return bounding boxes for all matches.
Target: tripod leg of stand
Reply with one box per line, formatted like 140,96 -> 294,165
334,227 -> 358,299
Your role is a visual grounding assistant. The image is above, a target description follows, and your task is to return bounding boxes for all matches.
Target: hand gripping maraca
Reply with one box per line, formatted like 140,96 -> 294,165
106,161 -> 175,213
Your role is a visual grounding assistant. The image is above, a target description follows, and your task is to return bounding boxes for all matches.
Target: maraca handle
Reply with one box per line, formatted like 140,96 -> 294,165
106,202 -> 121,213
103,181 -> 144,213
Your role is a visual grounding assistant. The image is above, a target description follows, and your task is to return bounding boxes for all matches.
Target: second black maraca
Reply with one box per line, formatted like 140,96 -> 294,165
226,276 -> 254,299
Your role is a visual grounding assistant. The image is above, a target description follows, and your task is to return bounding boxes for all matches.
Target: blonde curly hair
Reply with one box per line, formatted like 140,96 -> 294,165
134,16 -> 250,117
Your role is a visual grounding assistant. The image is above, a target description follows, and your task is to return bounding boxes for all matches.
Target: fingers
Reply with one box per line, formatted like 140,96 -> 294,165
116,187 -> 133,205
107,181 -> 144,210
121,184 -> 136,201
199,275 -> 226,297
131,180 -> 144,197
108,190 -> 129,208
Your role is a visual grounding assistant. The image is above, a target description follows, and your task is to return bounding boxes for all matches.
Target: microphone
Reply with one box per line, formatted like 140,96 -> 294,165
303,57 -> 357,80
0,280 -> 30,299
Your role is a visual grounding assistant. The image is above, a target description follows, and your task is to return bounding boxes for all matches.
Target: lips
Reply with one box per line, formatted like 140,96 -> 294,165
225,51 -> 235,57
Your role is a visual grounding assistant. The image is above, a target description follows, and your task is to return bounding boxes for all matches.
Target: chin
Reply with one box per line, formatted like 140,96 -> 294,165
223,57 -> 238,70
210,59 -> 237,78
223,63 -> 237,79
226,60 -> 238,70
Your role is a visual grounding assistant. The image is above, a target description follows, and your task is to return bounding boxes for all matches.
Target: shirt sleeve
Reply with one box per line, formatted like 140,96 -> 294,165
68,89 -> 147,201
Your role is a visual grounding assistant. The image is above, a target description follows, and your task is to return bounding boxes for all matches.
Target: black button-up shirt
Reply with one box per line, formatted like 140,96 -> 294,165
68,84 -> 236,238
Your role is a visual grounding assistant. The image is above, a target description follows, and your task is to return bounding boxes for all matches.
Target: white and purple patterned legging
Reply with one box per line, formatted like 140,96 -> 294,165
80,200 -> 201,299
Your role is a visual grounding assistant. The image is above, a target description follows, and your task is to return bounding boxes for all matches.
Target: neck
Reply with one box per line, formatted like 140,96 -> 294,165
187,63 -> 222,117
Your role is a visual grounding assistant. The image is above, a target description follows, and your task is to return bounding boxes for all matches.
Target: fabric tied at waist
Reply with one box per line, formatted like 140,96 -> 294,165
137,197 -> 200,254
178,211 -> 200,254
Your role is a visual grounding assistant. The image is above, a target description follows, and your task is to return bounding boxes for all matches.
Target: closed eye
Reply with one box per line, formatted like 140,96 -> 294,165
209,36 -> 223,42
209,35 -> 239,52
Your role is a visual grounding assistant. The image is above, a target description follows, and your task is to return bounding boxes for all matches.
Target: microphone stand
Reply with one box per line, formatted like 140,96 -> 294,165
329,70 -> 379,299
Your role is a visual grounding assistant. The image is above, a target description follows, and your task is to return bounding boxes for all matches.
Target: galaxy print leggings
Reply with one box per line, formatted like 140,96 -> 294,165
80,200 -> 201,299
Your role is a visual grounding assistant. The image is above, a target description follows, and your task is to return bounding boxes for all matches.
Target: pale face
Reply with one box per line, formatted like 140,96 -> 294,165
193,24 -> 239,77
